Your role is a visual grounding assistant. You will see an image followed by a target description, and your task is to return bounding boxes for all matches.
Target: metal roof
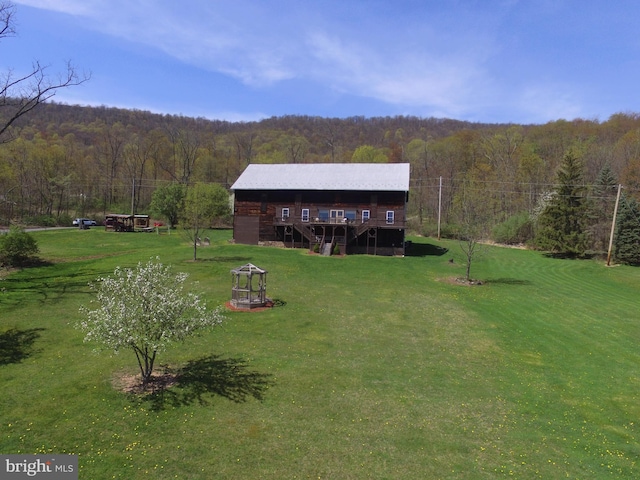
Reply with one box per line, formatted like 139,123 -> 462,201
230,263 -> 267,274
230,163 -> 410,192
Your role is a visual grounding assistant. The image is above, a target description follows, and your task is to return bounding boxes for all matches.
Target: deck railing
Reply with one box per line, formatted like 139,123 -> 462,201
273,216 -> 405,228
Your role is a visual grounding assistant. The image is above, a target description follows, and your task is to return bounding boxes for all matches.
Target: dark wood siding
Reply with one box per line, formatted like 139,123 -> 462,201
233,216 -> 259,244
235,191 -> 403,221
233,189 -> 407,252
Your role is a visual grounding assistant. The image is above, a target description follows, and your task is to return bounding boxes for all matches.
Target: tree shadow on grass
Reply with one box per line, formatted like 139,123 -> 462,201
405,242 -> 449,257
484,278 -> 533,286
6,257 -> 53,268
141,355 -> 275,411
199,256 -> 253,263
543,252 -> 595,260
1,266 -> 114,308
0,328 -> 45,365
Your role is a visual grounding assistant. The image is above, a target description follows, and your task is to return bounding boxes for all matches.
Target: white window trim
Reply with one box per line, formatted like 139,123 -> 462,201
301,208 -> 310,222
362,210 -> 370,222
386,210 -> 395,224
282,207 -> 290,220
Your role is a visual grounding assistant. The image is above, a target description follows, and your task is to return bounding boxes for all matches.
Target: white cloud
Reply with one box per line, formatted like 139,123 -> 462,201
49,88 -> 268,123
14,0 -> 102,16
15,0 -> 605,122
304,26 -> 496,119
518,85 -> 584,123
17,0 -> 299,86
15,1 -> 498,95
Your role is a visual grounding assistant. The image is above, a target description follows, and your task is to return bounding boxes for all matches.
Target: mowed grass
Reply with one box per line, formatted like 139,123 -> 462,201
1,228 -> 639,479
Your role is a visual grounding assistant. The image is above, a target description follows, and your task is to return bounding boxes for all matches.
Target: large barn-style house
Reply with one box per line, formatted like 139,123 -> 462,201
230,163 -> 411,256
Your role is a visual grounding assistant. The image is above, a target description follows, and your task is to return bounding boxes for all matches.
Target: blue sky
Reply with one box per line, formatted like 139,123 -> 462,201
4,0 -> 640,124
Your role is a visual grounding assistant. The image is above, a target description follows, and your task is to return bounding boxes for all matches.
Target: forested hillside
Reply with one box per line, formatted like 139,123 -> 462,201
1,102 -> 640,258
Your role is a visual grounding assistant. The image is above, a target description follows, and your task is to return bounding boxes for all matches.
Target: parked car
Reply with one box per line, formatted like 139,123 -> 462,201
72,218 -> 97,226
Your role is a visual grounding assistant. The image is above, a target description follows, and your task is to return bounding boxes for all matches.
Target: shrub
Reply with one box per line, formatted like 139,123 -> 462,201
23,215 -> 56,227
492,212 -> 534,245
417,220 -> 440,237
438,222 -> 462,240
406,216 -> 424,235
0,227 -> 39,267
57,213 -> 74,227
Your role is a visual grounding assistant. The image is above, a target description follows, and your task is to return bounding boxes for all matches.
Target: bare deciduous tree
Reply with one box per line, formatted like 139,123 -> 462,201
0,1 -> 90,142
453,178 -> 491,283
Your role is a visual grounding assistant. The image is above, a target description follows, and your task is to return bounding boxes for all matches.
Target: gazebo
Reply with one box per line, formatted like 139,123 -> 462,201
230,263 -> 268,310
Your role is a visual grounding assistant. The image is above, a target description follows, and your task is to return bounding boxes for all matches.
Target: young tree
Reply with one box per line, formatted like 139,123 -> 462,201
458,220 -> 483,283
182,182 -> 230,260
535,149 -> 589,256
79,258 -> 225,385
452,177 -> 491,282
614,195 -> 640,265
1,1 -> 89,142
149,183 -> 186,228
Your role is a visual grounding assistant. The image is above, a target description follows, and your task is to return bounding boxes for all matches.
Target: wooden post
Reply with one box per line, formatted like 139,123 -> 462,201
606,184 -> 623,266
437,176 -> 442,240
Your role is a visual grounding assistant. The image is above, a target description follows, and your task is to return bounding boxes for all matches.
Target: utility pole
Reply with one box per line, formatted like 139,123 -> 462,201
606,184 -> 623,266
131,178 -> 135,216
437,176 -> 442,240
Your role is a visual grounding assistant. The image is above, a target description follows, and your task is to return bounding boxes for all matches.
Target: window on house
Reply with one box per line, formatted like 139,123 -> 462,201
386,210 -> 395,224
302,209 -> 310,222
282,207 -> 290,220
345,210 -> 356,221
330,209 -> 345,223
362,210 -> 370,222
318,209 -> 329,222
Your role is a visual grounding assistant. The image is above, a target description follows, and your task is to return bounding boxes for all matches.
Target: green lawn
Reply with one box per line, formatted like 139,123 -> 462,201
1,228 -> 639,479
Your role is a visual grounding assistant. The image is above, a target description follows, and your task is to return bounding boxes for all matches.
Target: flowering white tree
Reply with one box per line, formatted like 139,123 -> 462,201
79,258 -> 224,385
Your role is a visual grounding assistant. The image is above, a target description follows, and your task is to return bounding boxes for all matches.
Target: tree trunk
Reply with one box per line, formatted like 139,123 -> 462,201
133,345 -> 157,386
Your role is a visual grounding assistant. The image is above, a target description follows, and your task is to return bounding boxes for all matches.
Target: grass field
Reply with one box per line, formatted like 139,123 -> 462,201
1,228 -> 639,479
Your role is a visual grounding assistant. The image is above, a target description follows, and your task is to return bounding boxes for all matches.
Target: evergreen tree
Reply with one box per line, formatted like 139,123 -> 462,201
614,194 -> 640,265
593,164 -> 618,197
535,149 -> 589,256
588,164 -> 618,252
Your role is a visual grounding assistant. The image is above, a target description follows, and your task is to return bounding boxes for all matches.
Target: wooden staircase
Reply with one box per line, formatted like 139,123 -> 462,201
294,223 -> 316,243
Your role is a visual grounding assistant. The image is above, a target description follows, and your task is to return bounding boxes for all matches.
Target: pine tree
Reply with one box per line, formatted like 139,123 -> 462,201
535,149 -> 589,256
614,195 -> 640,265
588,164 -> 618,252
